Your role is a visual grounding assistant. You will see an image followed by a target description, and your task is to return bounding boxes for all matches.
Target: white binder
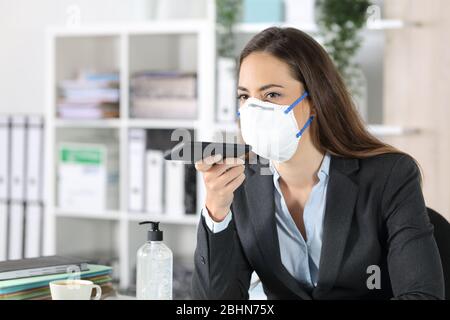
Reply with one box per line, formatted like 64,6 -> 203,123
10,116 -> 26,202
0,201 -> 8,261
217,57 -> 237,122
8,201 -> 24,260
25,116 -> 44,202
128,129 -> 146,212
165,161 -> 185,217
24,202 -> 43,259
145,150 -> 164,214
0,116 -> 10,201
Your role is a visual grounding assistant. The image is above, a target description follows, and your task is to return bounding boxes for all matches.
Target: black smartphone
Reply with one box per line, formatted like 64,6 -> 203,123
163,141 -> 251,164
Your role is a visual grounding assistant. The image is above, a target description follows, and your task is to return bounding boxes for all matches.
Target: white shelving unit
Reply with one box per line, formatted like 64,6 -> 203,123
45,6 -> 216,290
44,1 -> 412,292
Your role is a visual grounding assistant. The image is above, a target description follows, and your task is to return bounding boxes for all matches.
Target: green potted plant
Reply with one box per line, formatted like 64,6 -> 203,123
216,0 -> 242,122
216,0 -> 242,58
316,0 -> 372,120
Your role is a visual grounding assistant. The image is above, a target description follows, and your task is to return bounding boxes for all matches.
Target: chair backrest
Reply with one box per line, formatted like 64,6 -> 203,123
427,207 -> 450,300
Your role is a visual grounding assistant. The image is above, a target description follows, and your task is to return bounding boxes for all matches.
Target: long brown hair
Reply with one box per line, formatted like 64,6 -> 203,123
238,27 -> 401,159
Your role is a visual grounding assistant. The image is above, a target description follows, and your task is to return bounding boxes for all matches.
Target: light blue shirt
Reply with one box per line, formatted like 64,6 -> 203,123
202,153 -> 331,289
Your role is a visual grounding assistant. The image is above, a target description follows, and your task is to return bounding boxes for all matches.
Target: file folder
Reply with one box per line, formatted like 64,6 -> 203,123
128,129 -> 146,212
0,255 -> 89,281
8,201 -> 24,260
145,149 -> 164,214
0,201 -> 8,261
58,143 -> 107,212
25,116 -> 44,203
24,202 -> 43,259
0,116 -> 10,201
217,58 -> 237,122
10,116 -> 26,202
165,161 -> 185,216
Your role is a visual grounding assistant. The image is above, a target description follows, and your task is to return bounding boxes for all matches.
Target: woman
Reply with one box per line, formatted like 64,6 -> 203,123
191,27 -> 444,300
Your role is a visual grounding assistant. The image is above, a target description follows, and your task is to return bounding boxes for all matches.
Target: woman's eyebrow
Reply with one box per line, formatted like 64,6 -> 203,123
237,84 -> 285,92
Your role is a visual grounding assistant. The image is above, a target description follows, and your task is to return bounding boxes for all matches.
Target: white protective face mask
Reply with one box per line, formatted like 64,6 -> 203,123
238,91 -> 313,162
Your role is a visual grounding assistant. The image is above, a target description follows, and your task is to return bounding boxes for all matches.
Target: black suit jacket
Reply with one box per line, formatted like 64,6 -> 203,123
191,153 -> 445,300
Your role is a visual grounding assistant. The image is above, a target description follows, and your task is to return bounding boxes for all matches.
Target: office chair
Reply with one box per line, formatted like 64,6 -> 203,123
427,207 -> 450,300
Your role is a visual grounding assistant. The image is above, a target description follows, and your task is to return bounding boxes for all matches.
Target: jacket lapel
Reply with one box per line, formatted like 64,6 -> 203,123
315,155 -> 359,295
244,158 -> 312,300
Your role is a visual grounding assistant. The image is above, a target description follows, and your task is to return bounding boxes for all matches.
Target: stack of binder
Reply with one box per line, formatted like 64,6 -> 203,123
0,264 -> 114,300
128,129 -> 197,216
0,115 -> 45,262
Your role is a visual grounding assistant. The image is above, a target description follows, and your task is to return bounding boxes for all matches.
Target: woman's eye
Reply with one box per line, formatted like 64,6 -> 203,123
237,94 -> 249,101
266,92 -> 281,99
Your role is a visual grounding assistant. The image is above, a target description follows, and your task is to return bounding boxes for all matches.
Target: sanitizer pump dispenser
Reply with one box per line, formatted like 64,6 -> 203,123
136,221 -> 173,300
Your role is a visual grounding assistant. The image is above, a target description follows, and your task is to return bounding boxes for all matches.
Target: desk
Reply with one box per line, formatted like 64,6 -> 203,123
105,294 -> 136,300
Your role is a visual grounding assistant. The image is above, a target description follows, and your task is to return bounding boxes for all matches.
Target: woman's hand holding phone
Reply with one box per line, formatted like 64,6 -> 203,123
195,154 -> 246,222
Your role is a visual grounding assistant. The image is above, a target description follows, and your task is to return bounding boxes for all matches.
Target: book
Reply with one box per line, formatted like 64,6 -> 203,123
0,264 -> 112,296
184,164 -> 197,215
131,72 -> 196,99
128,129 -> 146,212
0,255 -> 89,281
130,71 -> 197,119
165,161 -> 185,217
131,97 -> 197,119
60,88 -> 120,102
58,104 -> 119,119
145,150 -> 164,214
1,275 -> 113,300
57,71 -> 120,119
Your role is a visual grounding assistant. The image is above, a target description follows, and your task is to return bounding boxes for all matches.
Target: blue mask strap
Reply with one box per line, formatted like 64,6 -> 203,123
296,115 -> 314,138
284,91 -> 309,114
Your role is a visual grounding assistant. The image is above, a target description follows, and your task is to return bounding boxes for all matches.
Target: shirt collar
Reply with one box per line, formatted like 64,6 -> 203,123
269,152 -> 331,183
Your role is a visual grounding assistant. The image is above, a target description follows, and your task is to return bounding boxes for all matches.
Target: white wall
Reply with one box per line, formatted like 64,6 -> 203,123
0,0 -> 205,115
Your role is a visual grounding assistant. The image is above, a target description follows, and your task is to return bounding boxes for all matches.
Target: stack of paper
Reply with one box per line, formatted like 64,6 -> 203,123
57,71 -> 120,120
130,71 -> 197,119
0,264 -> 114,300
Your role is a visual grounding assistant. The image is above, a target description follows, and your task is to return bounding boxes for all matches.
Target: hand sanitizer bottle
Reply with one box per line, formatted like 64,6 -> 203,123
136,221 -> 173,300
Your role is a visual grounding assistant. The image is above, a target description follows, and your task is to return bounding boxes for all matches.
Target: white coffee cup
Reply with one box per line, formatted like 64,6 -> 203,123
49,279 -> 102,300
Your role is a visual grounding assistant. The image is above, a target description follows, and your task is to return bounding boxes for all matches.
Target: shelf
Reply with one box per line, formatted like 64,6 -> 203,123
367,125 -> 421,136
48,18 -> 407,39
233,22 -> 318,34
127,213 -> 199,225
366,19 -> 406,30
55,208 -> 122,220
48,20 -> 209,38
55,119 -> 122,128
127,118 -> 198,129
54,118 -> 201,130
54,208 -> 200,225
232,19 -> 407,34
214,121 -> 239,133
